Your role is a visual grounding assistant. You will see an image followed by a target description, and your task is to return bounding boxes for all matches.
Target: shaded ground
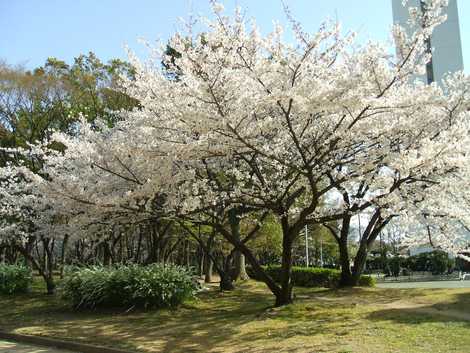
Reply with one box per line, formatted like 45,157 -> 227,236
0,340 -> 75,353
1,280 -> 470,353
377,280 -> 470,289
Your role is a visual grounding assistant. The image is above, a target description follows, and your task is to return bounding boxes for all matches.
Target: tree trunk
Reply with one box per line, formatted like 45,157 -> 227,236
204,256 -> 213,283
202,231 -> 215,283
350,241 -> 369,285
215,222 -> 284,305
233,252 -> 249,280
219,254 -> 235,291
186,239 -> 191,268
103,242 -> 112,266
350,213 -> 388,285
59,234 -> 69,279
134,228 -> 143,263
337,216 -> 356,287
228,209 -> 249,281
17,244 -> 56,295
199,248 -> 204,277
219,272 -> 235,290
338,237 -> 354,286
44,238 -> 56,294
44,275 -> 56,295
276,231 -> 294,306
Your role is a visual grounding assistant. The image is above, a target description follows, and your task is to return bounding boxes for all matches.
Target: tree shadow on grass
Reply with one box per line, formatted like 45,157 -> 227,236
0,283 -> 376,352
365,290 -> 470,325
5,284 -> 470,352
0,283 -> 279,352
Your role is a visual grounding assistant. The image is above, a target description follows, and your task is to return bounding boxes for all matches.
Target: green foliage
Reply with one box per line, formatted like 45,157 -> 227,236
288,267 -> 341,287
293,224 -> 340,267
247,214 -> 283,265
0,264 -> 32,294
367,250 -> 455,276
357,275 -> 376,287
388,256 -> 401,277
61,264 -> 197,310
400,250 -> 454,274
427,250 -> 453,275
414,253 -> 430,272
365,255 -> 387,272
1,53 -> 138,162
247,265 -> 375,288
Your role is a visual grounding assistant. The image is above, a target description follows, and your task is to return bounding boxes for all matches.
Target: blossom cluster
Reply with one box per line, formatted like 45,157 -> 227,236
1,0 -> 469,256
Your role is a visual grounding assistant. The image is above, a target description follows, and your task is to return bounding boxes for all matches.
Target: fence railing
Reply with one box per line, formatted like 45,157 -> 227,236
371,271 -> 462,283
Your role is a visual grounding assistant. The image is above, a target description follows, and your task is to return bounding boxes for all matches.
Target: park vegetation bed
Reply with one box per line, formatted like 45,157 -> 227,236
0,264 -> 32,295
1,278 -> 470,353
61,264 -> 197,309
247,265 -> 375,288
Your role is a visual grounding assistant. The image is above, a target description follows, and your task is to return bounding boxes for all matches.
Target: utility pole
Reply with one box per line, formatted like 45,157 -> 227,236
305,225 -> 309,267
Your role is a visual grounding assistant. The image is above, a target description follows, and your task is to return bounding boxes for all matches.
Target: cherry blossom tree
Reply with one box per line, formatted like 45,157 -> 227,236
115,0 -> 469,302
0,161 -> 65,293
2,0 -> 470,306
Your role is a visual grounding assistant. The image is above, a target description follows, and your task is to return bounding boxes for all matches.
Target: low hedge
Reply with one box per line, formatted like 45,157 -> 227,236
247,265 -> 375,288
356,274 -> 376,287
0,264 -> 32,295
61,264 -> 198,310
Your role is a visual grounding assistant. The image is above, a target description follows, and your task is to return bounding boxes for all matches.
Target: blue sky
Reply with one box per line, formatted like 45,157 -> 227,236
1,0 -> 468,71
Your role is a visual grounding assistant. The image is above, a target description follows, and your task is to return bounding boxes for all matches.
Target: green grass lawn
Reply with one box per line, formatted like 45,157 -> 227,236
1,279 -> 470,353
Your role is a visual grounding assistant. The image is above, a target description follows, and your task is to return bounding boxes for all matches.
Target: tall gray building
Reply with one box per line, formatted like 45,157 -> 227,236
392,0 -> 464,84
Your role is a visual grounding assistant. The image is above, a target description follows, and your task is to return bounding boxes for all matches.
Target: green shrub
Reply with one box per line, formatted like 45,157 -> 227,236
289,267 -> 341,287
61,264 -> 197,310
428,250 -> 450,275
247,265 -> 374,288
388,256 -> 401,277
357,274 -> 376,287
0,264 -> 32,295
399,251 -> 454,274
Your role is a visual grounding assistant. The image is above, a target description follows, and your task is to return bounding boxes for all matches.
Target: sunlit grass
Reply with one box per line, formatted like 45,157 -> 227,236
1,278 -> 470,352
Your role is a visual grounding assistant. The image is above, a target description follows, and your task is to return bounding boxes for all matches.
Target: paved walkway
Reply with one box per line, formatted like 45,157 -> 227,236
0,340 -> 75,353
377,280 -> 470,289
